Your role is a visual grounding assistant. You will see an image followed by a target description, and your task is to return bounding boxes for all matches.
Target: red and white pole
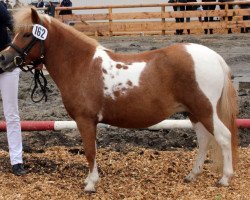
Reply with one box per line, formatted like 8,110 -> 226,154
0,121 -> 55,131
0,119 -> 249,131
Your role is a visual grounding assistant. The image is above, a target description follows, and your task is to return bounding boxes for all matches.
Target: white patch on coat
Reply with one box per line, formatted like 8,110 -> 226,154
185,43 -> 225,107
93,46 -> 146,99
97,111 -> 103,122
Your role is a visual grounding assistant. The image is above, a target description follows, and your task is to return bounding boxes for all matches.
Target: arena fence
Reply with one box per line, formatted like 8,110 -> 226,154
0,119 -> 249,131
54,1 -> 250,36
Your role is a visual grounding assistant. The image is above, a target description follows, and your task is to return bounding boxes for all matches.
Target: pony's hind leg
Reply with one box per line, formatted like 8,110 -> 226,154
213,115 -> 233,186
76,118 -> 100,192
185,121 -> 212,182
187,114 -> 234,186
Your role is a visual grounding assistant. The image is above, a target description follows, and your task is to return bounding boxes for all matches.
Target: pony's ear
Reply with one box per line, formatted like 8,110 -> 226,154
31,8 -> 40,24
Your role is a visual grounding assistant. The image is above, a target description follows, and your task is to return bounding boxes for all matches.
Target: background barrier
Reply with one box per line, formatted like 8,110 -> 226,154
54,2 -> 250,36
0,119 -> 249,131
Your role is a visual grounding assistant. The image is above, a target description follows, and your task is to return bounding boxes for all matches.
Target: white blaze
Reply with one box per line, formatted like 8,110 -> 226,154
6,33 -> 19,50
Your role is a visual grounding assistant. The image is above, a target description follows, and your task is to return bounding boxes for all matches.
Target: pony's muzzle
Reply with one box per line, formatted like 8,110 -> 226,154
0,51 -> 14,64
0,54 -> 5,61
0,52 -> 19,72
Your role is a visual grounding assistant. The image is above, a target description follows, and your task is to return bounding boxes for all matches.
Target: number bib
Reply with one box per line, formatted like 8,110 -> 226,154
32,24 -> 48,40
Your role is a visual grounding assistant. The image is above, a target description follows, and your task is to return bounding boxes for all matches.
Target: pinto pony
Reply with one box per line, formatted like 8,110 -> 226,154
0,8 -> 238,192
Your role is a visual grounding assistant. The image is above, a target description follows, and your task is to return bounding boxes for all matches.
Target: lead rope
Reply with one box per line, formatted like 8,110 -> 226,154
30,37 -> 47,103
30,69 -> 48,103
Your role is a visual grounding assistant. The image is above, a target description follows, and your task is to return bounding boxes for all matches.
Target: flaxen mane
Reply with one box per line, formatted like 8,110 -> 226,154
13,7 -> 34,33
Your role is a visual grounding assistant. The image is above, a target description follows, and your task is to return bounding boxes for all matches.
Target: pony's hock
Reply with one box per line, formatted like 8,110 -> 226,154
0,8 -> 239,192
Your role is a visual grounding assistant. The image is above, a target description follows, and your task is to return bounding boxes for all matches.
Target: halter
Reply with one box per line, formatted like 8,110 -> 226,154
8,24 -> 48,103
9,36 -> 45,72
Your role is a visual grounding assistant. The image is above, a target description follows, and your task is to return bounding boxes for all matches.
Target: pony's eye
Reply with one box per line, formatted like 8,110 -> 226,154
23,33 -> 32,38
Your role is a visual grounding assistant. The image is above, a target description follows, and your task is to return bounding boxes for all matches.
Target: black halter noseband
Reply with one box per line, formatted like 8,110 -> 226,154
9,36 -> 45,72
9,30 -> 48,103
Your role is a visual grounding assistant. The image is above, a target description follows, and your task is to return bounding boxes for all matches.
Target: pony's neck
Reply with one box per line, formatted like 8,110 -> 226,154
44,19 -> 98,67
43,19 -> 99,86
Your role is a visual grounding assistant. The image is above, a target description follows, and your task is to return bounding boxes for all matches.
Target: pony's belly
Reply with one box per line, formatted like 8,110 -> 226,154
102,114 -> 168,129
101,97 -> 187,128
101,102 -> 186,129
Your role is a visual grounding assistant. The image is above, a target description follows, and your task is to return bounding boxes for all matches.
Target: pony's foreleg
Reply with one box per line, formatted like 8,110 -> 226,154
77,118 -> 100,192
185,122 -> 212,182
213,116 -> 233,186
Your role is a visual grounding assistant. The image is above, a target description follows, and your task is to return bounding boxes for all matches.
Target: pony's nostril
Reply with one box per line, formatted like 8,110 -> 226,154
0,55 -> 5,61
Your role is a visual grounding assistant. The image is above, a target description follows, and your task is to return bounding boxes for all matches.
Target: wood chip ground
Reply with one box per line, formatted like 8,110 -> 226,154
0,147 -> 249,199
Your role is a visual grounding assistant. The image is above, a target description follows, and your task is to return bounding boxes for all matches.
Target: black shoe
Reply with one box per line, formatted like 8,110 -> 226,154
12,163 -> 27,176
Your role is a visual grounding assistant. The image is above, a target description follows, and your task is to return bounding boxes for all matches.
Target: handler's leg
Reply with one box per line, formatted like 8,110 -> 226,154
0,70 -> 24,170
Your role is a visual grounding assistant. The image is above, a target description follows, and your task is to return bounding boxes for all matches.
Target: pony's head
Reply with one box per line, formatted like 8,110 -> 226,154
0,8 -> 50,72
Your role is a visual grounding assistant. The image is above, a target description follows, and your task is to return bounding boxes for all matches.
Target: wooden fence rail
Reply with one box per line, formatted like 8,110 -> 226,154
52,2 -> 250,36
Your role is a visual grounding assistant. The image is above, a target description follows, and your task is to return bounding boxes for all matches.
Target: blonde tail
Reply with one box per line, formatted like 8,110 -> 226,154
211,58 -> 239,171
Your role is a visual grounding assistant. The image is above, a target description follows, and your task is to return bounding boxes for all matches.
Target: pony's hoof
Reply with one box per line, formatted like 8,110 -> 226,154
84,177 -> 89,185
84,183 -> 96,193
217,178 -> 229,187
217,175 -> 231,187
184,173 -> 196,183
184,177 -> 192,183
184,177 -> 195,183
85,189 -> 96,194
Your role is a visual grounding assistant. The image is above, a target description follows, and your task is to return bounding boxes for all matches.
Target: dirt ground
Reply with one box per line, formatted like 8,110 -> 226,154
0,34 -> 249,199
